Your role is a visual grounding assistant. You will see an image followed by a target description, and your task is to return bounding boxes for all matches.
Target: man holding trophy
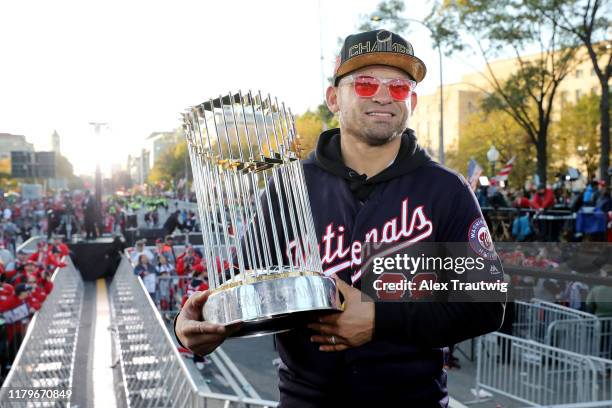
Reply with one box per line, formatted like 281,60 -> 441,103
175,29 -> 506,407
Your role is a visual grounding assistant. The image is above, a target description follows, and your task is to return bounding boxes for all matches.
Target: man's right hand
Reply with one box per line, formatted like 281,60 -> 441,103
175,290 -> 235,356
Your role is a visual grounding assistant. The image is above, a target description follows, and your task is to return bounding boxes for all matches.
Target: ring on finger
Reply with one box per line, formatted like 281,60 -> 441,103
330,335 -> 336,345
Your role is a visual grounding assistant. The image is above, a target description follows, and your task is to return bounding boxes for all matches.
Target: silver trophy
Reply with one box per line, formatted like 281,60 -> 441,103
182,91 -> 341,337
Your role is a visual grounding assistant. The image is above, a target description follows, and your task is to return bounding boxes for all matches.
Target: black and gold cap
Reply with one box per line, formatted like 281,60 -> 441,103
333,29 -> 427,85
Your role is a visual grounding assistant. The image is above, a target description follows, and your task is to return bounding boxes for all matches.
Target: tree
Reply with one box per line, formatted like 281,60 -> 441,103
448,109 -> 536,188
427,0 -> 579,186
556,92 -> 611,180
294,104 -> 339,158
148,129 -> 191,186
540,0 -> 612,183
295,110 -> 324,157
357,0 -> 407,32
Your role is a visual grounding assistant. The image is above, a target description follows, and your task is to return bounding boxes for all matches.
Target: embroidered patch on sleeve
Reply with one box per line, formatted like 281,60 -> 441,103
468,217 -> 497,260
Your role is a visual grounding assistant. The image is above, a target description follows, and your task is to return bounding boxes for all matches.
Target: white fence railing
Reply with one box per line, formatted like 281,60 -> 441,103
474,332 -> 612,407
110,255 -> 277,407
0,257 -> 84,407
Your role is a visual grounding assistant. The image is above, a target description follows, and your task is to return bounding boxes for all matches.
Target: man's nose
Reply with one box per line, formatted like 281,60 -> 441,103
371,84 -> 393,104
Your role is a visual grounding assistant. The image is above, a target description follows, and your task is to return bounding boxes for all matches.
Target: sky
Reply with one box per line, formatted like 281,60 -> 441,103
0,0 -> 476,176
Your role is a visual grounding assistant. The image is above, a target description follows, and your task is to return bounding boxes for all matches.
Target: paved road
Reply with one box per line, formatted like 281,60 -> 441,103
221,336 -> 280,402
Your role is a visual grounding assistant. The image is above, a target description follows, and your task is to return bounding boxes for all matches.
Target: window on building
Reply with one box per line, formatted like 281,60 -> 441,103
575,69 -> 583,78
592,87 -> 598,94
560,91 -> 569,108
591,68 -> 596,76
575,89 -> 583,101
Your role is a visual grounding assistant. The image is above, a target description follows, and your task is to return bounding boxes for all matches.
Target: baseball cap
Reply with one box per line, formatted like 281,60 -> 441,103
333,29 -> 427,86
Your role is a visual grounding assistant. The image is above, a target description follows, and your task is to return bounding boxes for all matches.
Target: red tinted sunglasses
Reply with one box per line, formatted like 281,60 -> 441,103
342,75 -> 416,101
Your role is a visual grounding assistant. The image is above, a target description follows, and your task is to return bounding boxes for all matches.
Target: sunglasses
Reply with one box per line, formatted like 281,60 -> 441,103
340,74 -> 416,101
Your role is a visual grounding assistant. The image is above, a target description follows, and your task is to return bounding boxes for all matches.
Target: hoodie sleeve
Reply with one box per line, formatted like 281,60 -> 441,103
374,178 -> 507,347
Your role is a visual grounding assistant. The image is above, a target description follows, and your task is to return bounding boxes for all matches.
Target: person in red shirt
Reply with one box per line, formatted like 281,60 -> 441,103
514,189 -> 535,209
176,246 -> 203,276
29,242 -> 67,270
0,283 -> 17,313
23,260 -> 42,280
531,185 -> 555,210
51,236 -> 70,257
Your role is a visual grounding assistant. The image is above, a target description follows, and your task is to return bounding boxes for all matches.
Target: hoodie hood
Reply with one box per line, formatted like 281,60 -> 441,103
309,128 -> 432,201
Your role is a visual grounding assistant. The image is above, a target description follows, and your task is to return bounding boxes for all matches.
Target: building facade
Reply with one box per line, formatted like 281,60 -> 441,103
0,133 -> 34,159
411,44 -> 607,162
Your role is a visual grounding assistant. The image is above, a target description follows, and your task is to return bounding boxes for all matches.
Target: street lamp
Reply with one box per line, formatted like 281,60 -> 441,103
487,145 -> 500,177
89,122 -> 109,207
371,14 -> 445,165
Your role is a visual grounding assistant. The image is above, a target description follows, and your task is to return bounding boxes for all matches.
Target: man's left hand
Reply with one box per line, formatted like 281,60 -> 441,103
307,277 -> 375,352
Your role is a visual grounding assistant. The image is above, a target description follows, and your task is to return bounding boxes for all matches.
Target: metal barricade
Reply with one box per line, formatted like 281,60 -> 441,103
153,276 -> 193,320
15,235 -> 46,254
0,257 -> 84,407
474,332 -> 612,406
546,317 -> 612,359
513,300 -> 612,359
109,255 -> 277,407
513,300 -> 597,343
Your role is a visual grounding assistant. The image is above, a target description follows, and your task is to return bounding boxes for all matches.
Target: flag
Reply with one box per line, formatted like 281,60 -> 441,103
495,156 -> 516,181
467,159 -> 483,191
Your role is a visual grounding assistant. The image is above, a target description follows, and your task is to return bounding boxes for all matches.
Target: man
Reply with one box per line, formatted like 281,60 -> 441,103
130,239 -> 154,265
83,190 -> 98,240
163,210 -> 183,236
176,245 -> 203,276
175,29 -> 506,406
162,235 -> 177,265
531,184 -> 555,210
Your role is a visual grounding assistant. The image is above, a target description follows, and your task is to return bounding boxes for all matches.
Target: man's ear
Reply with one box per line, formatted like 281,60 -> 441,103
410,91 -> 418,113
326,85 -> 339,113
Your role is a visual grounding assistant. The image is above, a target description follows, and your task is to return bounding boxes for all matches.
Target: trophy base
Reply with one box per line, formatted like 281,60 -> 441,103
203,271 -> 342,338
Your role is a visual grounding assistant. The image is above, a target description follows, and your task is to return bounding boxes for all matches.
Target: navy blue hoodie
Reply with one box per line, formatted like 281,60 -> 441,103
174,127 -> 506,407
274,128 -> 506,407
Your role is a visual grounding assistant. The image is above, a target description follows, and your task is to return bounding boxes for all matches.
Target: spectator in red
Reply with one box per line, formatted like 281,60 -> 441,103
154,238 -> 173,266
181,268 -> 209,308
50,236 -> 70,257
26,273 -> 48,305
514,189 -> 534,209
176,245 -> 203,276
5,250 -> 29,281
29,241 -> 66,269
531,184 -> 555,210
0,283 -> 17,313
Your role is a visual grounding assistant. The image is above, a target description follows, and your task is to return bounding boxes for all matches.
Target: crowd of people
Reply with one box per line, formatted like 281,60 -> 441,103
0,237 -> 69,379
476,179 -> 612,242
0,178 -> 610,377
0,188 -> 202,380
0,191 -> 200,249
128,236 -> 220,369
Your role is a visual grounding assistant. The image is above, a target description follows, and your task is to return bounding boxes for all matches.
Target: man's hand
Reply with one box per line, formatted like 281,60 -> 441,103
175,290 -> 237,356
307,277 -> 375,352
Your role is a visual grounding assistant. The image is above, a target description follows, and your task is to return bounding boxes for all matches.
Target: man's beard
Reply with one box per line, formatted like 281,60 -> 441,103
357,127 -> 403,146
341,114 -> 408,147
